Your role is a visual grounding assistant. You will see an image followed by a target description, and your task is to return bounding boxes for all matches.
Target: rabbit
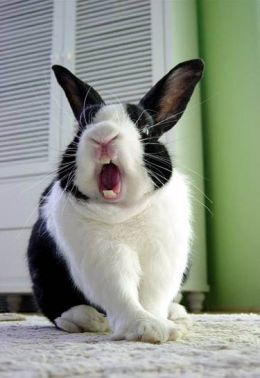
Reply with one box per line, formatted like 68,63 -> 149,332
27,59 -> 204,343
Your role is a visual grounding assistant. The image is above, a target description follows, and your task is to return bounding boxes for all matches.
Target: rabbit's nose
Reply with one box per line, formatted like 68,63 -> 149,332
91,135 -> 118,163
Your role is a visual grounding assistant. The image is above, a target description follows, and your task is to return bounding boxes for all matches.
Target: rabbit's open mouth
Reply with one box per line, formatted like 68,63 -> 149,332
99,162 -> 122,201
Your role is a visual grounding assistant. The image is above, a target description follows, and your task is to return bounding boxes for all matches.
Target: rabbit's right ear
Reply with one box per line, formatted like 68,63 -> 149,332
52,65 -> 104,122
139,59 -> 204,137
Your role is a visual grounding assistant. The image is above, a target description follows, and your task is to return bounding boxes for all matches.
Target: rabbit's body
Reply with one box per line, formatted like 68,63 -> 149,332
27,60 -> 203,343
44,167 -> 190,314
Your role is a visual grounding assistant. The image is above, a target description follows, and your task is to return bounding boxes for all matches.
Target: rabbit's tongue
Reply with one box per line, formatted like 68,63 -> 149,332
99,163 -> 121,199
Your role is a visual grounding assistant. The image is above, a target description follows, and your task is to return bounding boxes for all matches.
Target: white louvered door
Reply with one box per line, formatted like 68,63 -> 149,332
75,0 -> 153,104
0,0 -> 62,293
0,0 -> 57,178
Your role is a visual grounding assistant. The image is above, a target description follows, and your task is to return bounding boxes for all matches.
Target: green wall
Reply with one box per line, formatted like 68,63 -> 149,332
197,0 -> 260,310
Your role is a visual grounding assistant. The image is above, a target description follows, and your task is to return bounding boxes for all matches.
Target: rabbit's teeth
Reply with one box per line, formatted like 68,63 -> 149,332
100,156 -> 111,165
102,190 -> 117,199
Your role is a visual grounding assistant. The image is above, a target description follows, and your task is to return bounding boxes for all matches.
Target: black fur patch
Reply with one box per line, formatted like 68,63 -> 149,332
39,182 -> 54,207
57,104 -> 102,201
126,103 -> 173,189
143,139 -> 173,189
27,217 -> 104,322
57,131 -> 88,201
126,103 -> 154,131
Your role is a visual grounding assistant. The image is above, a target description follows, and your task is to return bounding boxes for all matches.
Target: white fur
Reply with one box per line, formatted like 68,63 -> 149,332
55,305 -> 110,333
43,105 -> 192,343
168,303 -> 193,329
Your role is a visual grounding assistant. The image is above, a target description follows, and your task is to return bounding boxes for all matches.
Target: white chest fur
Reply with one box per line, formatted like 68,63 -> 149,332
44,170 -> 192,322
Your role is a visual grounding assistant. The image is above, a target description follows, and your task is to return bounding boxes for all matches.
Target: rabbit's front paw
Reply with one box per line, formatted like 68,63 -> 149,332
168,303 -> 192,329
112,316 -> 181,343
55,305 -> 110,333
165,318 -> 189,340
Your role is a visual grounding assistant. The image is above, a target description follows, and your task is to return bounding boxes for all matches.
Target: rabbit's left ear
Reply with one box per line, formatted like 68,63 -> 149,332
52,65 -> 104,123
139,59 -> 204,137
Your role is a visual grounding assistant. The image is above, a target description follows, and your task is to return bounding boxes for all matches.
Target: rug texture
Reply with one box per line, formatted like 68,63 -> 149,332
0,313 -> 259,378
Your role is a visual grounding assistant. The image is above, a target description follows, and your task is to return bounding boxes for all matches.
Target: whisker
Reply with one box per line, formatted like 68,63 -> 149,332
146,91 -> 222,133
188,180 -> 213,204
144,168 -> 162,188
143,159 -> 170,181
190,194 -> 214,216
144,154 -> 213,206
143,158 -> 172,174
177,163 -> 209,182
18,169 -> 57,196
144,152 -> 172,164
133,109 -> 147,128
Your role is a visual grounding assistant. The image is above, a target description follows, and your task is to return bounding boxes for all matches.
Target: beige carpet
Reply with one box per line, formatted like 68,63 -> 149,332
0,313 -> 259,377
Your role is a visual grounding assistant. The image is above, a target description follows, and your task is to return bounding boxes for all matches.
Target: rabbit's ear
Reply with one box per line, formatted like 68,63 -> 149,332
52,65 -> 104,122
139,59 -> 204,137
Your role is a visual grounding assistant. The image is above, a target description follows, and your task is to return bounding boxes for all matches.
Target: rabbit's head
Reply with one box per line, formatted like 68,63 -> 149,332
52,59 -> 203,206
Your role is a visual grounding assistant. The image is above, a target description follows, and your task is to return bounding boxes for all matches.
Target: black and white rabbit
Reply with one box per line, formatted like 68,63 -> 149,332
27,59 -> 204,343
